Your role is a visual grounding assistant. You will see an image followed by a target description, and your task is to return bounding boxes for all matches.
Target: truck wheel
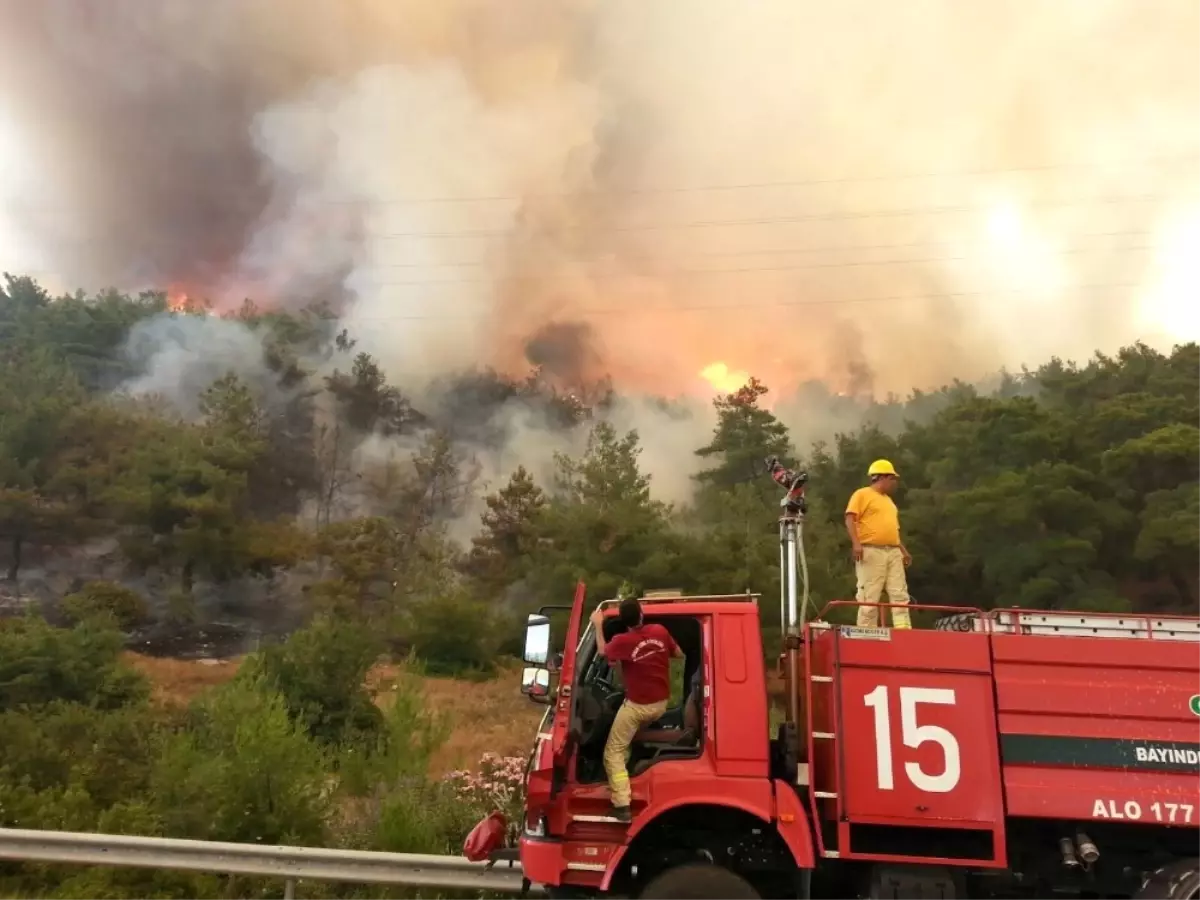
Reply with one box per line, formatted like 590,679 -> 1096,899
933,613 -> 979,633
638,863 -> 759,899
1135,858 -> 1200,899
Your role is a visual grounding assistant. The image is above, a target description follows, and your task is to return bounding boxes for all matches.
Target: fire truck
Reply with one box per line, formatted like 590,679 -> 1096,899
485,461 -> 1200,898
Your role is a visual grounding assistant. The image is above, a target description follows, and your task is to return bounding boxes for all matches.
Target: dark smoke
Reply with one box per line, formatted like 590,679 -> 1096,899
524,320 -> 603,388
0,0 -> 389,300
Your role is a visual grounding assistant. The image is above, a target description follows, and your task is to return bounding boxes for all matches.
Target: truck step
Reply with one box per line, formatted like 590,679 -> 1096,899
572,814 -> 630,824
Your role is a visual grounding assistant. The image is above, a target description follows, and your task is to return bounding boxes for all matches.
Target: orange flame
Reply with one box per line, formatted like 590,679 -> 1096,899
166,288 -> 191,312
699,361 -> 751,394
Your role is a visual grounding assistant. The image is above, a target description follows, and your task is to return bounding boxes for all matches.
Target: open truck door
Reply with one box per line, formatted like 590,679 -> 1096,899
524,581 -> 588,819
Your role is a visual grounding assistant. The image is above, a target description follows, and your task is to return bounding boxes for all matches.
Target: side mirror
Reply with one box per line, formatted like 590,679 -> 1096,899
521,666 -> 551,703
523,614 -> 551,666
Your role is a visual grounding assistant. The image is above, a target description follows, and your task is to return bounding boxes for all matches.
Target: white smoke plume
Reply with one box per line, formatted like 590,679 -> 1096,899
1,0 -> 1197,510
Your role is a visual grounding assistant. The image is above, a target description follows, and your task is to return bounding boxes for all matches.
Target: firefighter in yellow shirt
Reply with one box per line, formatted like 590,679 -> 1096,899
844,459 -> 912,629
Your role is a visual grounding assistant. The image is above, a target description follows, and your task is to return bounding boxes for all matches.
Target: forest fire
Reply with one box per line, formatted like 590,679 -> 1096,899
699,362 -> 751,395
166,288 -> 193,313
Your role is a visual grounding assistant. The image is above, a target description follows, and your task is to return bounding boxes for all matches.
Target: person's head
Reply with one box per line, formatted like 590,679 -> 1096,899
867,459 -> 900,494
618,597 -> 643,629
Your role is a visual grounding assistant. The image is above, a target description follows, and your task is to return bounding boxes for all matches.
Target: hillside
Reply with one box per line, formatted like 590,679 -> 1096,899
123,652 -> 543,776
0,275 -> 1196,899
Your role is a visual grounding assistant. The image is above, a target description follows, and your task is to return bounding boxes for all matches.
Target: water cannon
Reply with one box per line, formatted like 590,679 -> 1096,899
765,456 -> 808,517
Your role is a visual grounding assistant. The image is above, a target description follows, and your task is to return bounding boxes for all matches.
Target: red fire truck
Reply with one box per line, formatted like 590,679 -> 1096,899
485,462 -> 1200,898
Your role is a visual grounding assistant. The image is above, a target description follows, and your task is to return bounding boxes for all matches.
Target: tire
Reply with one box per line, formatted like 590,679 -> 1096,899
1135,859 -> 1200,899
933,612 -> 979,633
639,863 -> 760,899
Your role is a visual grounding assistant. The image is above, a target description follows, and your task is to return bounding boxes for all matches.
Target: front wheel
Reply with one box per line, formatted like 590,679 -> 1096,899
638,863 -> 759,899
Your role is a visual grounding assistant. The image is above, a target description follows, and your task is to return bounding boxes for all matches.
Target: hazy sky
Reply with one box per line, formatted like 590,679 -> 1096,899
1,0 -> 1197,400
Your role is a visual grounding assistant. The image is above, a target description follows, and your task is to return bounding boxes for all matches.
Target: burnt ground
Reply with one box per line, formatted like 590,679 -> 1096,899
0,543 -> 312,659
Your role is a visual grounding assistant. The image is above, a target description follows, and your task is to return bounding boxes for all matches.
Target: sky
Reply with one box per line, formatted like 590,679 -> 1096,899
0,0 -> 1197,404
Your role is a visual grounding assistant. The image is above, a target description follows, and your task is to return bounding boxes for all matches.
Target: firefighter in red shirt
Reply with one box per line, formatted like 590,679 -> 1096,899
590,598 -> 682,822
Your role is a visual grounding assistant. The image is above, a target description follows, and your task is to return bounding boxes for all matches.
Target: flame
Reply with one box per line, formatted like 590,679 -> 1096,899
699,362 -> 751,394
166,288 -> 191,312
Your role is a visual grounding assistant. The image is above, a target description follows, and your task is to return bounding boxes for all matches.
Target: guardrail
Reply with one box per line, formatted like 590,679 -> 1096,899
0,828 -> 543,897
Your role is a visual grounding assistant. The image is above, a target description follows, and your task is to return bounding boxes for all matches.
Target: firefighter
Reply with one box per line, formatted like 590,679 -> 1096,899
844,459 -> 912,629
589,599 -> 683,822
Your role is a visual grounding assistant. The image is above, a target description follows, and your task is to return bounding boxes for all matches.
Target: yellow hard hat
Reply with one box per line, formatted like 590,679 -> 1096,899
868,459 -> 898,478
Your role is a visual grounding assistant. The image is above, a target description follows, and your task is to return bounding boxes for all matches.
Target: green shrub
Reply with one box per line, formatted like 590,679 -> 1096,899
152,677 -> 331,846
338,658 -> 450,796
0,615 -> 148,710
366,778 -> 482,856
239,616 -> 384,747
400,591 -> 502,677
60,580 -> 149,630
0,701 -> 162,805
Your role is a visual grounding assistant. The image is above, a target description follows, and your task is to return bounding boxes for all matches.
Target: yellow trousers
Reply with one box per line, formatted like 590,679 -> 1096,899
603,698 -> 667,807
855,545 -> 912,629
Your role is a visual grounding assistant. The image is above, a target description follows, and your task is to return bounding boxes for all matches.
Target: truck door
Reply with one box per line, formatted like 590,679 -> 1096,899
526,582 -> 587,817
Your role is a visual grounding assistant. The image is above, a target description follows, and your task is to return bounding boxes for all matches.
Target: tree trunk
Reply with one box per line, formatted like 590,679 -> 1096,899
181,559 -> 195,596
6,535 -> 21,581
1166,563 -> 1195,613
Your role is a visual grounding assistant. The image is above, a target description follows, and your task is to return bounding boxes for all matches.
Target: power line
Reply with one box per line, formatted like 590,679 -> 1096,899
371,192 -> 1177,240
347,281 -> 1142,321
26,183 -> 1190,251
17,155 -> 1196,216
359,242 -> 1152,287
363,228 -> 1153,271
7,235 -> 1156,297
355,153 -> 1200,206
249,153 -> 1200,206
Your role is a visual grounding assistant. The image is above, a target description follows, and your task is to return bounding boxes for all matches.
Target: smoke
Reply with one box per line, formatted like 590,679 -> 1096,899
120,315 -> 276,417
1,0 -> 1197,505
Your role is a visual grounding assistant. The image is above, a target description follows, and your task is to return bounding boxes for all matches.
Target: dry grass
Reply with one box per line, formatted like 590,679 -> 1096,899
124,652 -> 544,777
123,652 -> 244,706
419,663 -> 545,775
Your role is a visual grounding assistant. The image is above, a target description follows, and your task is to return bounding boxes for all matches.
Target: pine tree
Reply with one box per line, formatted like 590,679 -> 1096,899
465,466 -> 547,593
695,378 -> 792,494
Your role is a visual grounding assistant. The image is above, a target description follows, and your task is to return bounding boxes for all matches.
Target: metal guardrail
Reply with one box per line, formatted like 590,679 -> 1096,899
0,827 -> 544,897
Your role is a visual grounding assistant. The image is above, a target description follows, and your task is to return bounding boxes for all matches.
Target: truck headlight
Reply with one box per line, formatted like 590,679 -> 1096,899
524,814 -> 547,838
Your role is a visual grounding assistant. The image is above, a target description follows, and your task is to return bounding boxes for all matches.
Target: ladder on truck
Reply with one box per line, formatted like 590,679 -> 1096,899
982,610 -> 1200,642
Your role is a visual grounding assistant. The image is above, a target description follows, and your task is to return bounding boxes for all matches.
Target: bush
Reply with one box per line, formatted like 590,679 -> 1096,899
61,580 -> 150,630
338,657 -> 450,796
443,752 -> 528,844
0,701 -> 162,806
239,615 -> 384,747
400,590 -> 502,677
153,677 -> 331,846
365,778 -> 484,856
359,752 -> 529,857
0,614 -> 148,710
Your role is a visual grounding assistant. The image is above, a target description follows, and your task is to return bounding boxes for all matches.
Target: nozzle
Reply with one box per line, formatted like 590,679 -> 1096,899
1059,837 -> 1080,868
1075,832 -> 1099,864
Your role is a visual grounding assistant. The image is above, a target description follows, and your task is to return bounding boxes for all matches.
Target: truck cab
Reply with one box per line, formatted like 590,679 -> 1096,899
518,586 -> 808,899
